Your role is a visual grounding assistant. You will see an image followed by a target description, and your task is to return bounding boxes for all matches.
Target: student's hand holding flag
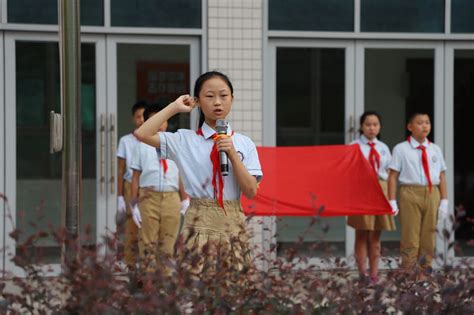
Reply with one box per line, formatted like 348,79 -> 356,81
389,200 -> 399,216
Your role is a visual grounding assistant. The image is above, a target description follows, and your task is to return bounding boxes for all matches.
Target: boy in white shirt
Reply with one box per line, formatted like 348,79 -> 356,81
130,103 -> 188,274
116,100 -> 147,270
388,112 -> 448,277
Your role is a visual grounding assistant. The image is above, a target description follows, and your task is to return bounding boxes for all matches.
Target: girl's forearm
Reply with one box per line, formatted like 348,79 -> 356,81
229,152 -> 258,199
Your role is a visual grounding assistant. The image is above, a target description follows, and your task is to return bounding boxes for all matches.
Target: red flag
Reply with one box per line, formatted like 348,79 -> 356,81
241,144 -> 392,217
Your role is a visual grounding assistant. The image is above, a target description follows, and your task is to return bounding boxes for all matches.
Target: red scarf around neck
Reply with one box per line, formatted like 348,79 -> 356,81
367,142 -> 380,173
408,136 -> 432,192
196,128 -> 234,210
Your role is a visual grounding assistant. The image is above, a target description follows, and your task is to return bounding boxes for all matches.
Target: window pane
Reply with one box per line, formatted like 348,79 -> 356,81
277,48 -> 345,140
452,0 -> 474,33
276,47 -> 346,257
111,0 -> 202,28
117,44 -> 191,140
269,0 -> 354,31
454,50 -> 474,256
361,0 -> 445,33
16,42 -> 97,263
8,0 -> 104,26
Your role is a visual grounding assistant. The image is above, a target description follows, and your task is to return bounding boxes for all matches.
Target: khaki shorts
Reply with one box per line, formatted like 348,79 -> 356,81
347,180 -> 396,231
178,198 -> 252,272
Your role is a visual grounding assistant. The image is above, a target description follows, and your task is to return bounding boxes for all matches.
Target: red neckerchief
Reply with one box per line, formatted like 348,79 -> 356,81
160,159 -> 168,175
196,128 -> 235,210
367,141 -> 380,173
408,136 -> 432,192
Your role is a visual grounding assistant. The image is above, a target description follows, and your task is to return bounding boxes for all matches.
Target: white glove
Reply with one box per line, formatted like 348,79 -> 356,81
117,196 -> 126,214
132,204 -> 142,228
115,196 -> 127,226
389,200 -> 399,216
180,198 -> 190,215
438,199 -> 449,221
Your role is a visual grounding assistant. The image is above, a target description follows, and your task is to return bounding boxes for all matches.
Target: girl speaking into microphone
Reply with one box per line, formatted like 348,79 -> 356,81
135,71 -> 263,272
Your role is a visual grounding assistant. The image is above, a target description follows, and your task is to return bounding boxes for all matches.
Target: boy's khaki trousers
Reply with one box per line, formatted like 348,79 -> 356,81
138,189 -> 181,273
123,181 -> 138,269
399,185 -> 440,270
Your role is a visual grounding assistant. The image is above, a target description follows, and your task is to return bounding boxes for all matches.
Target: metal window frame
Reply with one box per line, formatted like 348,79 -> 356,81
265,0 -> 474,40
445,0 -> 451,34
444,41 -> 474,266
0,0 -> 206,37
0,0 -> 6,24
0,0 -> 471,40
0,31 -> 4,275
266,31 -> 474,41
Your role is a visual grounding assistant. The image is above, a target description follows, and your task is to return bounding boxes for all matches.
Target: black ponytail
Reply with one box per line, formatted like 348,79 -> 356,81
198,108 -> 206,128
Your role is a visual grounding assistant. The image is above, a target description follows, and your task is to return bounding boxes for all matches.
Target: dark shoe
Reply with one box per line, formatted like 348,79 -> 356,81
358,273 -> 370,285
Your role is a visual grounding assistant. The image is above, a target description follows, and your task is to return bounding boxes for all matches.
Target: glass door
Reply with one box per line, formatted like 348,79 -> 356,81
355,40 -> 445,268
0,32 -> 4,274
4,32 -> 106,276
266,39 -> 355,267
105,35 -> 200,263
445,42 -> 474,261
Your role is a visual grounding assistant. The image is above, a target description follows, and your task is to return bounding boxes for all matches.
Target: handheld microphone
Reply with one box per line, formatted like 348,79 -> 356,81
215,119 -> 229,176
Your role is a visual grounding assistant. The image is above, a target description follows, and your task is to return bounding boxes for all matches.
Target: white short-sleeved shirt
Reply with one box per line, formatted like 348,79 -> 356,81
389,136 -> 447,186
130,142 -> 180,192
351,135 -> 392,180
117,133 -> 140,183
158,122 -> 263,200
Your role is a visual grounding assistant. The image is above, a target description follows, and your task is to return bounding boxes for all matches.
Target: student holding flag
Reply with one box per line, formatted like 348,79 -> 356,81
348,111 -> 396,284
388,112 -> 448,277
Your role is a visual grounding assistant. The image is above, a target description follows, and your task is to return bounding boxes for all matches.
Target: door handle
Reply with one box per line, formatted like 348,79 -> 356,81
49,111 -> 63,153
109,113 -> 116,194
99,113 -> 106,194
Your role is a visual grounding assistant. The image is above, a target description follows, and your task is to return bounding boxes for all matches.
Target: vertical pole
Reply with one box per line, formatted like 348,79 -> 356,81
58,0 -> 82,269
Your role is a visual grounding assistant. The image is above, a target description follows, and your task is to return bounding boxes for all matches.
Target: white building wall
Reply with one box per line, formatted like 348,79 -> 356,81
208,0 -> 267,269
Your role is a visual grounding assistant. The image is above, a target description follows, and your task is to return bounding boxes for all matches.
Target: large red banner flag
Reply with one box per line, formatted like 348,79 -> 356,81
241,144 -> 392,217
